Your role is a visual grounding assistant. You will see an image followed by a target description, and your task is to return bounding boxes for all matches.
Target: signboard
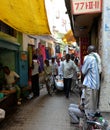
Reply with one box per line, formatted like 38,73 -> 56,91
80,37 -> 89,65
55,44 -> 60,53
71,0 -> 102,15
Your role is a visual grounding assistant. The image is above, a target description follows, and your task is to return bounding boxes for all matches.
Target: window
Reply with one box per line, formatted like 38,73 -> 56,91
0,21 -> 17,37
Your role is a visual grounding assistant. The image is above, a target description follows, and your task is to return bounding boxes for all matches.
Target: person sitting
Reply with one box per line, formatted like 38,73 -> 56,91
3,66 -> 21,105
68,88 -> 85,124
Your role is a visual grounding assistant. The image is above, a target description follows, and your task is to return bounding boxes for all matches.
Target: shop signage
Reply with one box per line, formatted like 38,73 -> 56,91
55,44 -> 60,53
80,37 -> 89,65
71,0 -> 102,15
21,53 -> 27,61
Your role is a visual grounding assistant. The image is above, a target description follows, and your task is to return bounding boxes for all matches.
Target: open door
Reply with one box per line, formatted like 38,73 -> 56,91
19,51 -> 28,87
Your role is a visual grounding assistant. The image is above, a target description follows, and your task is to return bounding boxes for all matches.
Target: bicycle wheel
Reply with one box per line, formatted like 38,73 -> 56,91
82,122 -> 88,130
49,84 -> 54,95
86,124 -> 93,130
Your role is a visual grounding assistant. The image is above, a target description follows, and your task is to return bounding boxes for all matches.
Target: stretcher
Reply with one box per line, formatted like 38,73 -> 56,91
55,75 -> 64,91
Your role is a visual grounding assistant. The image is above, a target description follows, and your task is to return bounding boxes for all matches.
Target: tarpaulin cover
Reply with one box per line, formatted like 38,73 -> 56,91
0,0 -> 51,35
62,30 -> 76,43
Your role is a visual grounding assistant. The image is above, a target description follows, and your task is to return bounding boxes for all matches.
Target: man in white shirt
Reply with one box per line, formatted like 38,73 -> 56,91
62,54 -> 80,98
31,55 -> 40,97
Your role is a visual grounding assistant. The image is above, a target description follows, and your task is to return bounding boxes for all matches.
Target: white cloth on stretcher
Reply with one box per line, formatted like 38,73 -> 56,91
55,80 -> 64,90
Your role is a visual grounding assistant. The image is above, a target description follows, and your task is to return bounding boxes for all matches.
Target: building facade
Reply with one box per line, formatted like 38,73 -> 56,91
65,0 -> 110,111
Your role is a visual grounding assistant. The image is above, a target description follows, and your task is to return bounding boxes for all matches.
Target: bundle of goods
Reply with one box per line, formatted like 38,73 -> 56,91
55,75 -> 64,91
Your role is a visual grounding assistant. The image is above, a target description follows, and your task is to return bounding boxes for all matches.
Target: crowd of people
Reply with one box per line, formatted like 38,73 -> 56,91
37,44 -> 101,129
30,48 -> 81,98
0,45 -> 101,126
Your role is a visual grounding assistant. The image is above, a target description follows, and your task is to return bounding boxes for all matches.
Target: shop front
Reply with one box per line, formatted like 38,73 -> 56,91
65,0 -> 110,112
0,37 -> 28,88
0,38 -> 19,73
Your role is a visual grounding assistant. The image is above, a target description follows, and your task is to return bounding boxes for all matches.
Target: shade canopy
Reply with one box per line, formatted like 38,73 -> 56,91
0,0 -> 50,35
62,30 -> 76,44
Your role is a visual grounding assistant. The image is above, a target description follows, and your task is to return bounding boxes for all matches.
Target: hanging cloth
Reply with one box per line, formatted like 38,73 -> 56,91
0,0 -> 50,35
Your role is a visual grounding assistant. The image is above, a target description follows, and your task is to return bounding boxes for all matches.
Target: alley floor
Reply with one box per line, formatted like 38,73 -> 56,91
0,87 -> 81,130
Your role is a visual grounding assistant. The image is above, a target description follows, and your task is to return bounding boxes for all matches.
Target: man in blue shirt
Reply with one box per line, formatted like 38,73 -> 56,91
82,45 -> 100,115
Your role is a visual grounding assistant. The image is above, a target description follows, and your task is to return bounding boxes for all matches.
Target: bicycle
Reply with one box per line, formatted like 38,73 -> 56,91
71,77 -> 81,95
81,111 -> 110,130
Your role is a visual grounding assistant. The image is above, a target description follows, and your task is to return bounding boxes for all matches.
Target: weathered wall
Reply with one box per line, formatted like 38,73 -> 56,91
99,0 -> 110,112
0,50 -> 15,70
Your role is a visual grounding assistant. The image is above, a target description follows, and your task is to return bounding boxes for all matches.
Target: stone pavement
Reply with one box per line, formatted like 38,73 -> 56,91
0,88 -> 81,130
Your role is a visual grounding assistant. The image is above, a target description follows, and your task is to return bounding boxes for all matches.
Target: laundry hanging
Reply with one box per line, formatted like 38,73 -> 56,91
0,0 -> 51,35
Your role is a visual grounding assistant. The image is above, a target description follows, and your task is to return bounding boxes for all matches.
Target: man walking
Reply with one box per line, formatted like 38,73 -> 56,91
62,54 -> 80,98
31,55 -> 40,98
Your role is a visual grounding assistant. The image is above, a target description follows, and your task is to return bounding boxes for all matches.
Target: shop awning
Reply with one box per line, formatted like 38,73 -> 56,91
62,30 -> 76,44
0,0 -> 50,35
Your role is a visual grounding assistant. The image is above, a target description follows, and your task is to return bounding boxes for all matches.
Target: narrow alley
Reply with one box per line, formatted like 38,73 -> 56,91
0,88 -> 80,130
